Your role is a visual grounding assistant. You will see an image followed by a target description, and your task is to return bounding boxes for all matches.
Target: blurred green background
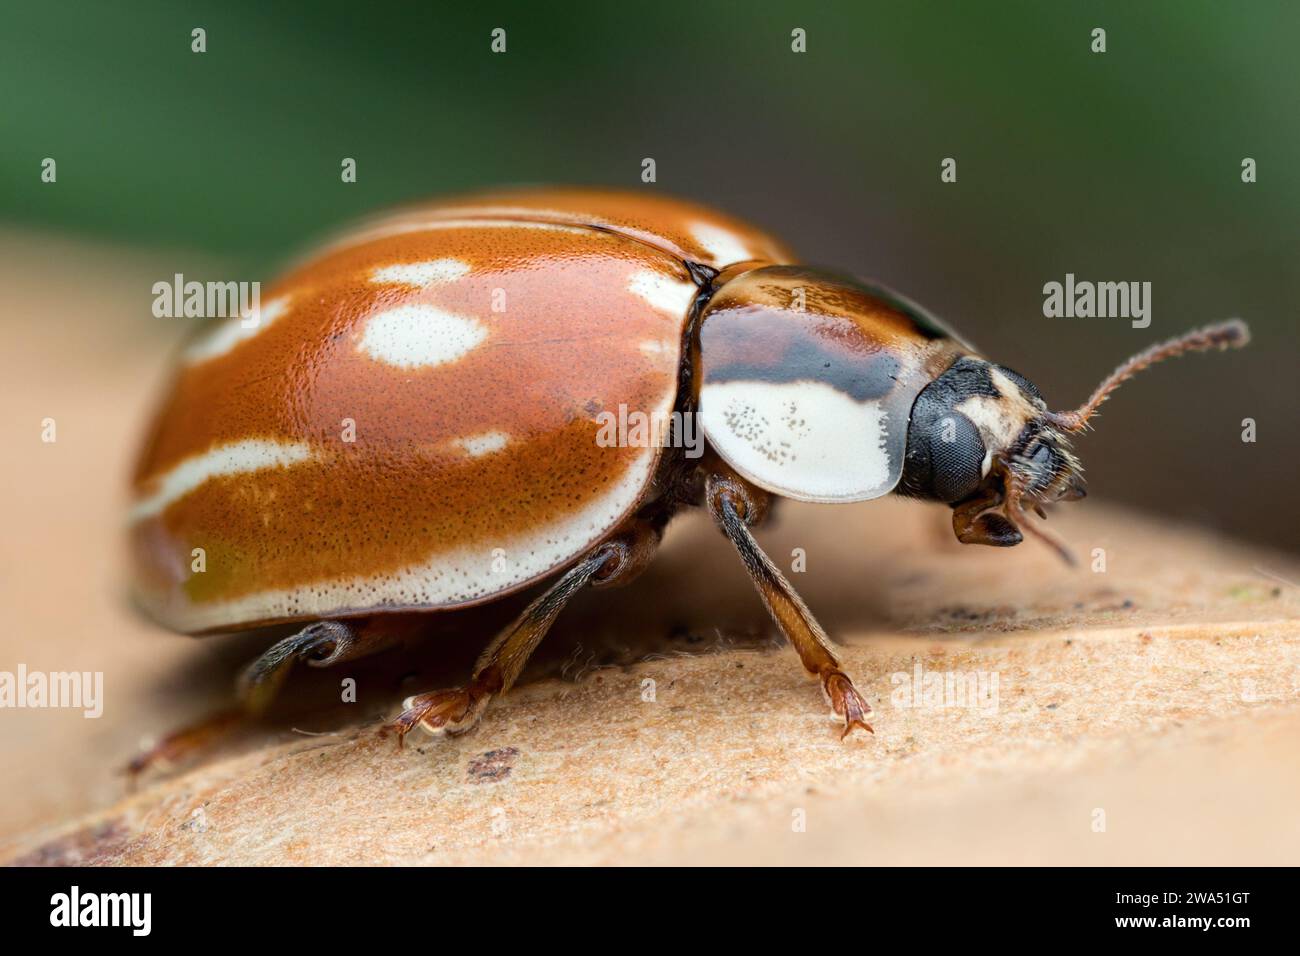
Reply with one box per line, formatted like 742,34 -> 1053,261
3,0 -> 1296,551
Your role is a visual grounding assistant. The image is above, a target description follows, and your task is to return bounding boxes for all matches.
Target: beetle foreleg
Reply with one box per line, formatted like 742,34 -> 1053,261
705,473 -> 874,739
388,523 -> 660,745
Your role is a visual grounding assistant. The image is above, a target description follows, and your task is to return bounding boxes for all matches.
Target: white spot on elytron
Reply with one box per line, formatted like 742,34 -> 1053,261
627,268 -> 696,316
370,258 -> 471,288
358,304 -> 487,368
130,439 -> 312,520
689,221 -> 754,266
184,296 -> 289,364
453,431 -> 509,457
700,380 -> 893,502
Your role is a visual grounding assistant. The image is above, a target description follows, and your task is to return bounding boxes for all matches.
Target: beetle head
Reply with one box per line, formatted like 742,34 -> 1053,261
903,319 -> 1250,564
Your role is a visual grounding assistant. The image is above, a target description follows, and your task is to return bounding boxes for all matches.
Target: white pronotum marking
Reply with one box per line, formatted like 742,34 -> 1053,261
689,222 -> 754,266
700,380 -> 893,502
627,268 -> 697,316
130,439 -> 313,520
184,296 -> 289,364
370,258 -> 471,288
358,304 -> 488,368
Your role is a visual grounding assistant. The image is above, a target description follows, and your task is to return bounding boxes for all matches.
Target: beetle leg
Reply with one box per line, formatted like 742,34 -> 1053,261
235,619 -> 405,716
125,708 -> 245,784
388,523 -> 659,744
126,618 -> 405,781
705,472 -> 874,738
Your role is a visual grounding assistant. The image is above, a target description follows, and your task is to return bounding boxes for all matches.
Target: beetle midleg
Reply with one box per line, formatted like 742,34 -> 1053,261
704,471 -> 874,738
236,618 -> 404,716
388,520 -> 660,744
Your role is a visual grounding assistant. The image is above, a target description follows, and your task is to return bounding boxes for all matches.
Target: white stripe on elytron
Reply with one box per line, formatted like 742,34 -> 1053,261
638,339 -> 676,358
626,268 -> 697,316
453,431 -> 509,457
141,445 -> 660,633
689,221 -> 754,266
130,439 -> 313,521
357,303 -> 488,368
700,379 -> 893,503
370,258 -> 472,287
184,296 -> 289,364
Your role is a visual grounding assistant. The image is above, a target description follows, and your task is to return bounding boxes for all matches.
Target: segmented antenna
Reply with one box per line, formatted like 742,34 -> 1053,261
1047,319 -> 1250,433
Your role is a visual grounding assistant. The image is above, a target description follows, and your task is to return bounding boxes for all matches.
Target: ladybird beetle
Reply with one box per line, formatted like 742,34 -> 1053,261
127,186 -> 1249,767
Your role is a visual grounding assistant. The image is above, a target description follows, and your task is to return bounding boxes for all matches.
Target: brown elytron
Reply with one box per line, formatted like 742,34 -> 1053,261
130,190 -> 792,634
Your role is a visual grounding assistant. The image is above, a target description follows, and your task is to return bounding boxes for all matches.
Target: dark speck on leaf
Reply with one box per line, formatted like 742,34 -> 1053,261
468,747 -> 520,784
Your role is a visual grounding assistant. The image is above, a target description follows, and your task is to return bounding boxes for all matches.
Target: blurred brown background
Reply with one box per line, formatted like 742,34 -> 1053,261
2,0 -> 1296,550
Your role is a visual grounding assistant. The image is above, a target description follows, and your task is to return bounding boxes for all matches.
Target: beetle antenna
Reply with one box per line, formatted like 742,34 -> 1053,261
1046,319 -> 1250,433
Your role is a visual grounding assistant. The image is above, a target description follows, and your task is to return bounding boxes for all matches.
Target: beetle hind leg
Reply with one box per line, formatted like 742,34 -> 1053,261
125,708 -> 245,781
705,472 -> 874,738
388,522 -> 659,745
126,617 -> 404,781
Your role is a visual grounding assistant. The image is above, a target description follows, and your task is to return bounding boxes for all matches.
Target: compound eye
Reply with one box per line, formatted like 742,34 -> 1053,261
930,413 -> 986,503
